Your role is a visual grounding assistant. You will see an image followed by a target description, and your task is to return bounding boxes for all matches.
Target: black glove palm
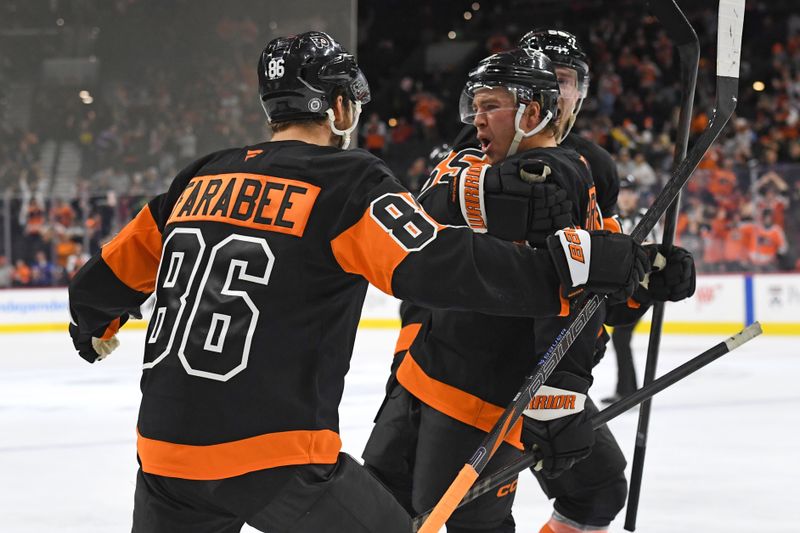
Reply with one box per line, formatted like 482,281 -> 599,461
524,411 -> 595,479
521,372 -> 595,478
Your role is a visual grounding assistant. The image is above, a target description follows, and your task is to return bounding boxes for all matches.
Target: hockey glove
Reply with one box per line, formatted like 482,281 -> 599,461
521,371 -> 595,478
635,244 -> 696,304
69,314 -> 128,363
524,166 -> 573,246
547,229 -> 650,305
451,158 -> 572,243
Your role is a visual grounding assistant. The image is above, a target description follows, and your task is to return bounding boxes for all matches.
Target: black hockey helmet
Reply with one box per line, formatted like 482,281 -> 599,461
459,48 -> 560,156
518,29 -> 589,96
519,29 -> 589,141
258,31 -> 370,146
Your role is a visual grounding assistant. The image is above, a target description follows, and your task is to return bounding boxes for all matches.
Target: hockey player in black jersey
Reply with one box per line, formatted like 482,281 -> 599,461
67,32 -> 651,533
362,48 -> 674,533
518,28 -> 630,533
519,30 -> 694,533
363,45 -> 697,533
519,29 -> 621,232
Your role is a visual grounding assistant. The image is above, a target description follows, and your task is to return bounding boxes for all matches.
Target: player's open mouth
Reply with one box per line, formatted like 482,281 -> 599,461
478,136 -> 492,153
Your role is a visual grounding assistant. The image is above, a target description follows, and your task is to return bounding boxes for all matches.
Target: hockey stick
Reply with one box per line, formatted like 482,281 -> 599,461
415,2 -> 743,530
411,322 -> 762,527
625,0 -> 700,530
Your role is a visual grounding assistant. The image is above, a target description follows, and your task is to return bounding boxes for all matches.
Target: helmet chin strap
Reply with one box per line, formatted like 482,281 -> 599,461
326,101 -> 362,149
506,103 -> 554,158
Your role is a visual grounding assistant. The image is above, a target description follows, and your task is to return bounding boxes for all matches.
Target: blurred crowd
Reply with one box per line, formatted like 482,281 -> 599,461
1,0 -> 799,287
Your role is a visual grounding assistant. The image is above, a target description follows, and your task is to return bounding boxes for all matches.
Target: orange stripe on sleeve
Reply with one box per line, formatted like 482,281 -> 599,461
558,290 -> 570,317
394,323 -> 422,355
101,205 -> 162,293
397,353 -> 523,450
99,317 -> 121,340
330,207 -> 410,296
137,428 -> 341,480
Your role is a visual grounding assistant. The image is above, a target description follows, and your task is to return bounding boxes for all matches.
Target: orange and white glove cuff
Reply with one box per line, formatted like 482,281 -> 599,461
457,163 -> 488,233
523,385 -> 587,421
554,228 -> 591,287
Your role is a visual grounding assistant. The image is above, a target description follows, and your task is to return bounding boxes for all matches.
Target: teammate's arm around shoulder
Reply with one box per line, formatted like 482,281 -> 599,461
423,147 -> 574,246
329,161 -> 648,318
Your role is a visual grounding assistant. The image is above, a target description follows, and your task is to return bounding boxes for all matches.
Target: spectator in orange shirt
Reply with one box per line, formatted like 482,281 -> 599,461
751,209 -> 788,271
723,210 -> 756,272
701,206 -> 727,272
708,158 -> 738,198
755,171 -> 789,229
54,235 -> 79,269
412,91 -> 442,140
24,200 -> 48,258
50,199 -> 76,230
361,113 -> 388,156
638,55 -> 661,89
12,260 -> 32,287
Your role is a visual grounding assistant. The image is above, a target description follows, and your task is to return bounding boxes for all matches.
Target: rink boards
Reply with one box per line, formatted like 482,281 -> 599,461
1,273 -> 798,335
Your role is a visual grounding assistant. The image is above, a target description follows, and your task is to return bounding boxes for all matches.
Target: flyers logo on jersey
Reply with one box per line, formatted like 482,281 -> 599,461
421,148 -> 486,195
168,173 -> 320,237
244,149 -> 263,161
562,228 -> 585,264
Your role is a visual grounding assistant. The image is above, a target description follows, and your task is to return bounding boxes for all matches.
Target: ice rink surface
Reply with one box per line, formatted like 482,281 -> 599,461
1,327 -> 798,532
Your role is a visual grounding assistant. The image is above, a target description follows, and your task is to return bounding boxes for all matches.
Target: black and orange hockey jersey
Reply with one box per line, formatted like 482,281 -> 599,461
394,144 -> 605,449
69,140 -> 572,480
562,131 -> 621,231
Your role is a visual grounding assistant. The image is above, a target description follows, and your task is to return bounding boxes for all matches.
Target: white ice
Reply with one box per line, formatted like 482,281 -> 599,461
0,328 -> 797,532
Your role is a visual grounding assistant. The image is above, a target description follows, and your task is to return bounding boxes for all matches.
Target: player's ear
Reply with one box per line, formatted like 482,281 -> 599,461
523,100 -> 542,130
332,95 -> 351,128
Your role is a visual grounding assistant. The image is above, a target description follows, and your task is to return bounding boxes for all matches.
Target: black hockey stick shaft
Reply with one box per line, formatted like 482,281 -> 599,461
627,1 -> 744,529
412,322 -> 762,525
625,0 -> 700,530
416,7 -> 743,533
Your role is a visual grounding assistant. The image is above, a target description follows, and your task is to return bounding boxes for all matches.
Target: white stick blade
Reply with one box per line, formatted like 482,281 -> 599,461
717,0 -> 745,78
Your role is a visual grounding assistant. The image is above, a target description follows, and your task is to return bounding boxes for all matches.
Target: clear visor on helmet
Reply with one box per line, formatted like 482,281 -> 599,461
319,54 -> 372,105
554,66 -> 590,101
349,69 -> 371,104
458,84 -> 521,124
578,72 -> 590,98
